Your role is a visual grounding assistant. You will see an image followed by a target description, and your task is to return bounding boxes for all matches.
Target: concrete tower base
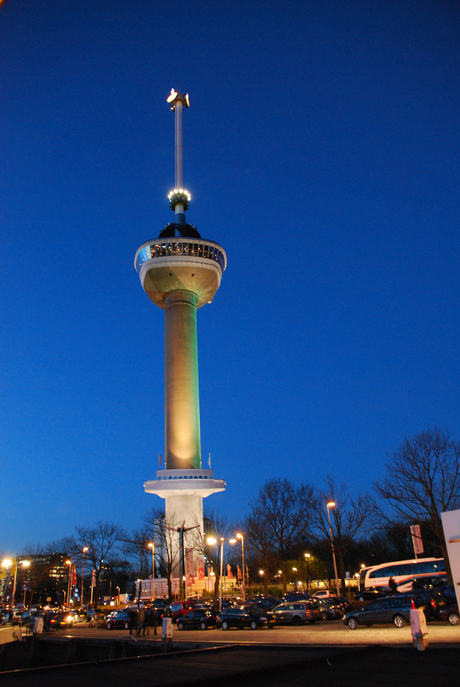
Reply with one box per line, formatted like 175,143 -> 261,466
144,469 -> 225,587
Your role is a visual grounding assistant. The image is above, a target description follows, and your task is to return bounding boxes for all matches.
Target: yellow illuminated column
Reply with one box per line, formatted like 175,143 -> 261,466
164,290 -> 201,470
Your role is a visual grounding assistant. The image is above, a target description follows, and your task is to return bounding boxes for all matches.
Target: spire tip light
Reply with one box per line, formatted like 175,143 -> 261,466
167,88 -> 190,110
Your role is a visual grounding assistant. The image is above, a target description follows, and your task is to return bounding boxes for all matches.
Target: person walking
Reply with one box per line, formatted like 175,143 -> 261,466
137,607 -> 145,636
389,577 -> 397,595
128,608 -> 137,636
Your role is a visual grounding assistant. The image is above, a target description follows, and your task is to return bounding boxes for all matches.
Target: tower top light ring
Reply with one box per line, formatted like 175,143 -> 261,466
168,188 -> 191,212
167,89 -> 190,111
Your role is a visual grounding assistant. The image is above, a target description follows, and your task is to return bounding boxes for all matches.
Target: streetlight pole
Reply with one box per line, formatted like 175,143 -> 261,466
304,553 -> 311,590
236,533 -> 245,601
326,502 -> 340,598
65,560 -> 72,608
2,559 -> 31,608
22,561 -> 30,605
219,538 -> 224,611
90,570 -> 95,607
81,547 -> 88,609
207,536 -> 225,612
147,542 -> 155,600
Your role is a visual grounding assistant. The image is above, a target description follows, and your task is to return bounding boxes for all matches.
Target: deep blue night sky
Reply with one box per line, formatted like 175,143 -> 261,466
2,0 -> 460,554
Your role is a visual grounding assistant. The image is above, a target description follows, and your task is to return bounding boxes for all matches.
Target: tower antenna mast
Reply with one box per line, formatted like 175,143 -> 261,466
167,88 -> 190,215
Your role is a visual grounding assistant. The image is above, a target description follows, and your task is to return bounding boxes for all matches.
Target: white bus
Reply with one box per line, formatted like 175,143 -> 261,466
358,557 -> 445,590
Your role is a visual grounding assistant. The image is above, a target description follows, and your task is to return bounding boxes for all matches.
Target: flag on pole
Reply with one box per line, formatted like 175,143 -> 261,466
91,570 -> 96,587
237,564 -> 242,581
71,564 -> 77,586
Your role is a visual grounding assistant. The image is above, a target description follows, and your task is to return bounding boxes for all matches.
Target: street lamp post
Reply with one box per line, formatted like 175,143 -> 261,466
218,538 -> 224,611
2,559 -> 31,608
326,502 -> 340,598
90,570 -> 95,607
22,561 -> 30,605
147,542 -> 155,600
65,560 -> 72,608
236,533 -> 245,601
81,547 -> 88,608
207,536 -> 226,611
304,553 -> 311,590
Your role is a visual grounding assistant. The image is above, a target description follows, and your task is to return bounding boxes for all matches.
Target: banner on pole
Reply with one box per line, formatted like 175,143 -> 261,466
410,524 -> 424,556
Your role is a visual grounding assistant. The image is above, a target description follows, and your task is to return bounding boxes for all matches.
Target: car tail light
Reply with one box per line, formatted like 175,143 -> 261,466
431,599 -> 436,609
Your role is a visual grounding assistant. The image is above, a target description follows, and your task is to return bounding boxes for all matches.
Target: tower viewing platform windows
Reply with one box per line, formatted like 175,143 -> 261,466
135,240 -> 226,274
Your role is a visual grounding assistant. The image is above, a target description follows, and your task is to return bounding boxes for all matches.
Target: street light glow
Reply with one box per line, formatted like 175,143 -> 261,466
327,501 -> 336,508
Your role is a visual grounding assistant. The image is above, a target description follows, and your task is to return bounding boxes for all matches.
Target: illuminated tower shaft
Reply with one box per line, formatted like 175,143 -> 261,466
165,290 -> 200,469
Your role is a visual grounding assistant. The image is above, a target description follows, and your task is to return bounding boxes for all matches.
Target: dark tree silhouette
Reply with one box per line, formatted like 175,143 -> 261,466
244,478 -> 313,593
374,427 -> 460,581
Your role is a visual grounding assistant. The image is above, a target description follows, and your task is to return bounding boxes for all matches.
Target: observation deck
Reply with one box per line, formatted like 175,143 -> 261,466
134,237 -> 227,309
144,468 -> 226,498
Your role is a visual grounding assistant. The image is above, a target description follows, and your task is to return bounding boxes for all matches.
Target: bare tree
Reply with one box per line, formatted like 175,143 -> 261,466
244,478 -> 313,593
374,427 -> 460,580
307,476 -> 376,593
144,508 -> 196,600
74,521 -> 127,600
121,528 -> 153,579
44,536 -> 78,557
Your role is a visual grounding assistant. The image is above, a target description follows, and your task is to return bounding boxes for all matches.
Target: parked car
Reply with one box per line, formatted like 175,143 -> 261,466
334,596 -> 352,613
422,588 -> 457,619
246,596 -> 282,610
344,595 -> 418,628
59,611 -> 84,626
439,602 -> 459,626
46,611 -> 67,630
311,590 -> 334,599
282,592 -> 311,602
354,586 -> 389,601
169,601 -> 199,623
272,600 -> 321,625
176,608 -> 216,630
216,605 -> 276,630
316,598 -> 342,621
397,576 -> 448,592
106,610 -> 131,630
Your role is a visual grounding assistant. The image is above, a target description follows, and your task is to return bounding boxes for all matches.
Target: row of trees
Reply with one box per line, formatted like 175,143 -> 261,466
16,427 -> 460,604
243,428 -> 460,592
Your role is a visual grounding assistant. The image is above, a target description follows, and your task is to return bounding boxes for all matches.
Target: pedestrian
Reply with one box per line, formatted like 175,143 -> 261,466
128,608 -> 137,636
152,607 -> 158,635
137,607 -> 145,636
